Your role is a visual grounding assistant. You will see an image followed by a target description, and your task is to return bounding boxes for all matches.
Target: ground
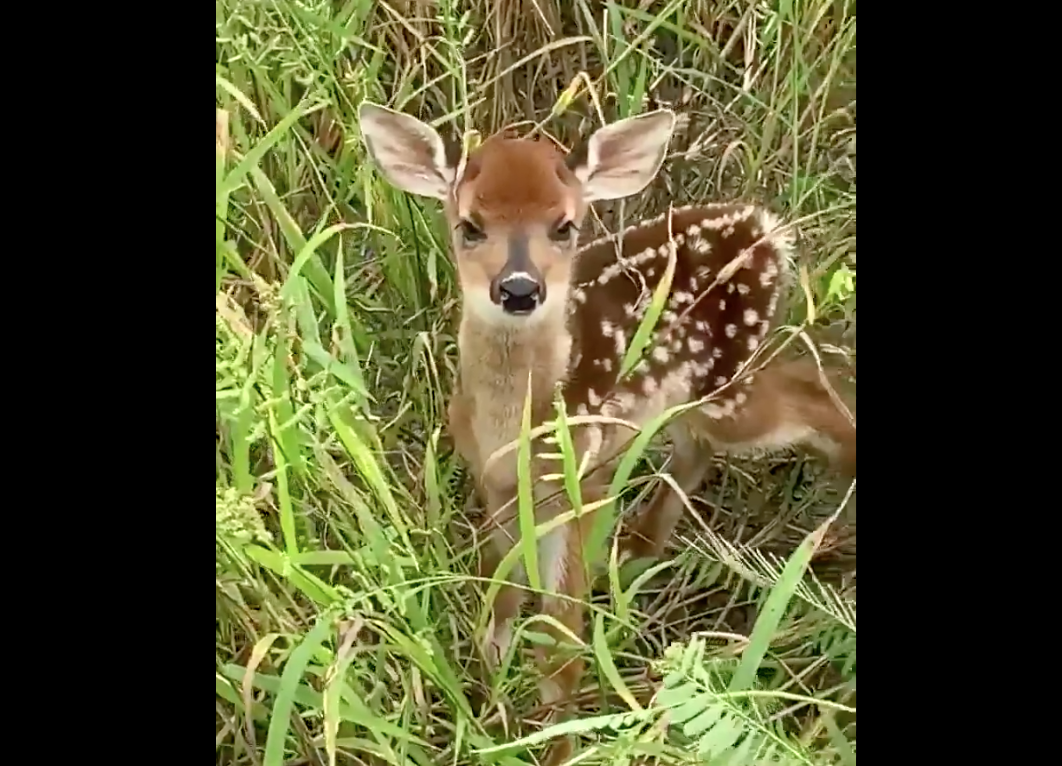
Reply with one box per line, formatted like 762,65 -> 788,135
215,1 -> 857,764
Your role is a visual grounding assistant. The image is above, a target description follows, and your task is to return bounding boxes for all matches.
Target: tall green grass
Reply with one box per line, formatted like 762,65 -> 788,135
216,1 -> 856,763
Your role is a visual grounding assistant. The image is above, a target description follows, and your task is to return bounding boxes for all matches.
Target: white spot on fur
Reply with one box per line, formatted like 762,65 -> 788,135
744,309 -> 759,326
735,391 -> 748,406
693,237 -> 712,255
715,376 -> 727,387
613,328 -> 627,357
712,347 -> 723,359
727,283 -> 735,294
601,357 -> 613,372
587,388 -> 602,407
646,267 -> 656,277
686,224 -> 701,238
576,403 -> 589,416
761,259 -> 779,287
601,320 -> 615,337
598,263 -> 623,284
573,288 -> 587,303
698,207 -> 756,233
673,291 -> 694,305
704,398 -> 736,419
747,336 -> 760,352
737,283 -> 750,295
688,337 -> 705,354
725,324 -> 737,338
642,376 -> 658,395
652,346 -> 670,363
719,299 -> 726,311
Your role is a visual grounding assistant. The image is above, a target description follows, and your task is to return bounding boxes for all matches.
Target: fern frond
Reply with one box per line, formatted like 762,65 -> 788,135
681,527 -> 856,634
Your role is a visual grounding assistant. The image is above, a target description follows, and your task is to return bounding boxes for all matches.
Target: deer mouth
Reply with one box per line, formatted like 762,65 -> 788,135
500,291 -> 539,315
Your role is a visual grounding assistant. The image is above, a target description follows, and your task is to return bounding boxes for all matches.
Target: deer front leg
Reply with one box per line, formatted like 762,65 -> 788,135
448,388 -> 482,478
477,484 -> 528,671
532,480 -> 606,766
620,421 -> 712,562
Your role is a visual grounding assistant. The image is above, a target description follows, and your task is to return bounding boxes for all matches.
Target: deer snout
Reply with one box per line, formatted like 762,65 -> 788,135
492,272 -> 543,315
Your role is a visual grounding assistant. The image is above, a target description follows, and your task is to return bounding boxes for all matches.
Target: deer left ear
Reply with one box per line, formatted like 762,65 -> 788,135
567,110 -> 676,203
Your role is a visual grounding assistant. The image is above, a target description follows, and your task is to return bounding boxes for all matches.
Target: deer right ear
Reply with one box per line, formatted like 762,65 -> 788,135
358,102 -> 455,201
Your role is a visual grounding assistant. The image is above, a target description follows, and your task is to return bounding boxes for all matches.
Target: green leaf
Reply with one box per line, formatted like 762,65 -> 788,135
517,371 -> 542,593
220,101 -> 316,198
593,611 -> 642,712
263,613 -> 336,766
729,510 -> 842,693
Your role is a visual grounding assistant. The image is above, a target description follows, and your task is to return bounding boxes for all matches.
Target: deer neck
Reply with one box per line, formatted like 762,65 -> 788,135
456,290 -> 573,491
457,295 -> 572,406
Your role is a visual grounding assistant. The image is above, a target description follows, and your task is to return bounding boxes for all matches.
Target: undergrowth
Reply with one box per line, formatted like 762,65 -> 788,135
215,1 -> 857,763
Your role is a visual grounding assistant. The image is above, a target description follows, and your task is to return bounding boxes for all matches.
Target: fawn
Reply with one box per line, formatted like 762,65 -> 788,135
358,102 -> 856,764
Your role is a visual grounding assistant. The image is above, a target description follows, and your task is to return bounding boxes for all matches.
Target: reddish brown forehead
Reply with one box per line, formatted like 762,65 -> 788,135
459,136 -> 576,223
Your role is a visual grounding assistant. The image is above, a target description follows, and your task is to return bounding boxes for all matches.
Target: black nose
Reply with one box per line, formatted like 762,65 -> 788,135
498,276 -> 541,314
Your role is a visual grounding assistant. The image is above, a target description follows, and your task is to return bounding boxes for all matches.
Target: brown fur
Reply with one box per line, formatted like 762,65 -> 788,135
449,136 -> 584,310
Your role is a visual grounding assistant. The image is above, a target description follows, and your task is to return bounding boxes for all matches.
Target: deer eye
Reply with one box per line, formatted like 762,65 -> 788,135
457,219 -> 487,246
551,219 -> 577,242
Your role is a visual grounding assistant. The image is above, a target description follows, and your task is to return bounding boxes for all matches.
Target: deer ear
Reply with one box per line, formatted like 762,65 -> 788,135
568,110 -> 676,203
358,102 -> 454,200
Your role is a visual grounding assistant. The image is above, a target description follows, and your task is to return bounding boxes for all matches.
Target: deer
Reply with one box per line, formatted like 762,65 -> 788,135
357,101 -> 856,765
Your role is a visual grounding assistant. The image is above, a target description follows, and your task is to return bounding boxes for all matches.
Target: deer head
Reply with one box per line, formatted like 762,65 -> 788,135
357,102 -> 676,325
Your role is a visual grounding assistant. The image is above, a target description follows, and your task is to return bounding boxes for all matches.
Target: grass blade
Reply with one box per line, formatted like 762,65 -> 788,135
517,371 -> 541,593
729,507 -> 844,693
220,100 -> 316,198
593,611 -> 642,712
263,613 -> 335,766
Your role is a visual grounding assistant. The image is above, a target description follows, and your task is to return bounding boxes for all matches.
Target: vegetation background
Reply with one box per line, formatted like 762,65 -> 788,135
215,0 -> 856,763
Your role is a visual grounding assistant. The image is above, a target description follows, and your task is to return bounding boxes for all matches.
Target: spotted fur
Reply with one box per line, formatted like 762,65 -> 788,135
565,203 -> 793,435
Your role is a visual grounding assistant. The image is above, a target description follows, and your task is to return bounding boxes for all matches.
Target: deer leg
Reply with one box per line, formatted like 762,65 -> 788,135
478,488 -> 528,671
533,491 -> 598,766
448,390 -> 482,482
620,421 -> 713,562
